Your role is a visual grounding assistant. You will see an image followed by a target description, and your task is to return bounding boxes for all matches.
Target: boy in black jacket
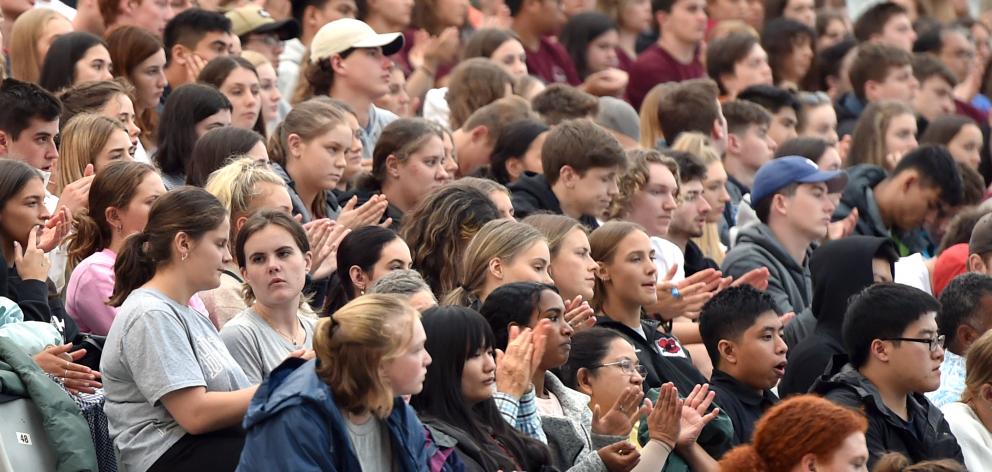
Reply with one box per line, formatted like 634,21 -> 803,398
811,283 -> 964,468
699,286 -> 785,444
509,119 -> 624,228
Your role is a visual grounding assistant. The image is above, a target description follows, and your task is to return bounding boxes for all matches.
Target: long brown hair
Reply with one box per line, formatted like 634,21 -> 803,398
313,294 -> 418,417
234,210 -> 310,306
109,187 -> 227,306
66,161 -> 157,269
106,26 -> 163,146
589,221 -> 644,311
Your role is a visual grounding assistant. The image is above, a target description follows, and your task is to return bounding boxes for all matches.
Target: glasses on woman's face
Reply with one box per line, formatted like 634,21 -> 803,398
593,358 -> 647,378
880,334 -> 946,353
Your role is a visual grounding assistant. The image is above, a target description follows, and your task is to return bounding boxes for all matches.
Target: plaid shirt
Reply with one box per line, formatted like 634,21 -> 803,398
493,387 -> 547,444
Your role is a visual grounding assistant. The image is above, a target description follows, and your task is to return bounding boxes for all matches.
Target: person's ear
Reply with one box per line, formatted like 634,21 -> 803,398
171,44 -> 189,66
968,253 -> 987,274
596,261 -> 609,281
870,338 -> 891,363
105,206 -> 122,229
863,79 -> 880,102
303,250 -> 313,274
771,192 -> 790,217
957,324 -> 977,350
234,215 -> 250,235
900,171 -> 919,193
717,339 -> 737,365
981,383 -> 992,402
385,154 -> 401,179
330,54 -> 348,76
0,130 -> 10,155
726,132 -> 741,154
654,10 -> 669,28
575,367 -> 595,396
798,452 -> 817,471
505,157 -> 524,181
287,133 -> 304,159
349,265 -> 369,292
489,257 -> 504,280
469,125 -> 489,143
559,165 -> 579,188
173,231 -> 191,261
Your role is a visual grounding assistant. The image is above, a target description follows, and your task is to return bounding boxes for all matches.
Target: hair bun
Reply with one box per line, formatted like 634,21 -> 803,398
718,445 -> 770,472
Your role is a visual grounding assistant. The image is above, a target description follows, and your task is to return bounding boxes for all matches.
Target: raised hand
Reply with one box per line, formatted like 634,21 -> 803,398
38,207 -> 71,253
729,267 -> 770,292
592,385 -> 649,436
55,164 -> 94,217
677,384 -> 720,447
336,195 -> 389,230
563,295 -> 596,331
645,383 -> 682,448
15,226 -> 51,282
495,326 -> 535,399
828,208 -> 859,241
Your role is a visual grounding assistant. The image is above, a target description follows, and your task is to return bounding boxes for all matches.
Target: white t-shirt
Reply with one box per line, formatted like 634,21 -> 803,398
651,236 -> 685,283
895,253 -> 932,295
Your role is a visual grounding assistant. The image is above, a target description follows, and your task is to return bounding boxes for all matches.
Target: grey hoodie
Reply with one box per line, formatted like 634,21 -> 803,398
721,223 -> 812,314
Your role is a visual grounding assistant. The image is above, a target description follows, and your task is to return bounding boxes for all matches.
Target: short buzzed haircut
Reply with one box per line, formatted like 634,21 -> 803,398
848,43 -> 913,102
163,8 -> 233,62
541,119 -> 624,185
853,2 -> 909,43
657,79 -> 720,145
722,100 -> 772,135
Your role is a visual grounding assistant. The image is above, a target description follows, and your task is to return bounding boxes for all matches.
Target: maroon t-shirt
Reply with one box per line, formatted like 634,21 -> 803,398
616,47 -> 634,73
626,43 -> 705,111
526,36 -> 581,86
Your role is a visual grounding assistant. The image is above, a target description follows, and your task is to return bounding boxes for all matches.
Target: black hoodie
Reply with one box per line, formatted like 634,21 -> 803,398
508,173 -> 600,229
811,364 -> 963,469
778,236 -> 897,397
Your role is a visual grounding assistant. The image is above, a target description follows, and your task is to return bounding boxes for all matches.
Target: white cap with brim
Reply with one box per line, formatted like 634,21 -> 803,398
310,18 -> 405,63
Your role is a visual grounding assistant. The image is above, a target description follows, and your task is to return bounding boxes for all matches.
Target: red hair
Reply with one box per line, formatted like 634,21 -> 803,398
719,395 -> 868,472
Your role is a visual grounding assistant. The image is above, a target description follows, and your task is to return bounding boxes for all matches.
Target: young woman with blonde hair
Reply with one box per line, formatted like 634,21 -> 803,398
202,157 -> 339,327
443,219 -> 552,308
58,79 -> 146,163
847,100 -> 918,171
269,97 -> 386,228
9,9 -> 72,84
54,114 -> 133,196
237,294 -> 433,470
639,83 -> 673,149
671,132 -> 731,264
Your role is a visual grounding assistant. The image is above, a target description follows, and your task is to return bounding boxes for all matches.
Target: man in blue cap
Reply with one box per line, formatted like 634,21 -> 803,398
722,156 -> 848,316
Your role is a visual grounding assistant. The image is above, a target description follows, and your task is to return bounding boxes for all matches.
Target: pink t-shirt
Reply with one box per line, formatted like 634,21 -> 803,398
66,248 -> 210,335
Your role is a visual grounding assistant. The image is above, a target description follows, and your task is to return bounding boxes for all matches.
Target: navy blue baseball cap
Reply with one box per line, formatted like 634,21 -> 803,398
750,156 -> 848,204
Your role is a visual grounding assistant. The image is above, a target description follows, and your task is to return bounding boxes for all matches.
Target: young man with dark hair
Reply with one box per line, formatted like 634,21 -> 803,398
914,25 -> 975,85
309,18 -> 404,157
510,119 -> 624,228
278,0 -> 357,97
736,84 -> 799,148
657,78 -> 727,153
452,96 -> 536,177
835,144 -> 964,257
531,84 -> 599,125
705,31 -> 773,100
163,9 -> 236,94
911,54 -> 957,129
226,4 -> 301,66
812,283 -> 964,468
0,79 -> 89,219
853,1 -> 917,52
506,0 -> 579,86
723,156 -> 847,315
699,286 -> 785,444
721,100 -> 776,232
928,273 -> 992,407
626,0 -> 708,109
99,0 -> 176,38
835,43 -> 917,136
663,151 -> 719,275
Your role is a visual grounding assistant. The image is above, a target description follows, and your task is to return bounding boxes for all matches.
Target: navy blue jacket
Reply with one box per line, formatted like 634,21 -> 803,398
237,358 -> 430,472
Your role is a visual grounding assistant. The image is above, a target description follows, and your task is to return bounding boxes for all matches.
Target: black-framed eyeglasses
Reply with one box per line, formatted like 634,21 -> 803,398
591,359 -> 647,378
880,334 -> 946,353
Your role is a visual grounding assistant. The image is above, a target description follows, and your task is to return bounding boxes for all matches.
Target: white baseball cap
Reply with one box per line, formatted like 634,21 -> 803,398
310,18 -> 404,62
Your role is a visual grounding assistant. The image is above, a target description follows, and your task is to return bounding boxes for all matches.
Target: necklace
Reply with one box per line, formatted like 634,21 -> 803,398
255,306 -> 303,346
